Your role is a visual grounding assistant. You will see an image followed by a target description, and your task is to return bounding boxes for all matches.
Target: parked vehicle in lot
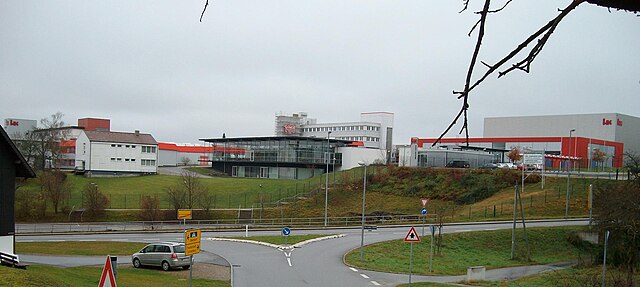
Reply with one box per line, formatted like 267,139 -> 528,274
446,160 -> 470,168
497,162 -> 516,169
480,163 -> 498,169
517,164 -> 536,171
132,242 -> 190,271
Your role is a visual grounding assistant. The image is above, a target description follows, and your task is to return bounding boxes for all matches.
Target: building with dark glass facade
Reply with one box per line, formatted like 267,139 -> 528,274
200,136 -> 353,179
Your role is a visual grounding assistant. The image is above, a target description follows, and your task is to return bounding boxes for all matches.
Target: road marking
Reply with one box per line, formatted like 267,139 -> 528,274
47,240 -> 64,242
143,238 -> 159,241
349,267 -> 359,272
456,229 -> 472,233
360,274 -> 370,279
110,239 -> 129,241
284,252 -> 291,257
286,258 -> 292,267
21,240 -> 33,242
484,228 -> 498,231
371,281 -> 381,286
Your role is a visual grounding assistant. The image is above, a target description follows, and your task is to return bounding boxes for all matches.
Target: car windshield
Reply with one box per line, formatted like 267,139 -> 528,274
173,244 -> 185,253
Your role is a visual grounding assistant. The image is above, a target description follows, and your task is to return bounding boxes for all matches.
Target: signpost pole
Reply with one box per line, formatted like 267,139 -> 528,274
588,184 -> 593,229
429,225 -> 434,273
189,255 -> 193,287
409,242 -> 413,286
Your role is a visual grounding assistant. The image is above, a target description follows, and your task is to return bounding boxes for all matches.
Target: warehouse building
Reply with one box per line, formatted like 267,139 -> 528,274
405,113 -> 637,169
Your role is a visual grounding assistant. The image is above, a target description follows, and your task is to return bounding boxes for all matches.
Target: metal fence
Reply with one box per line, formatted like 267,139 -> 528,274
16,214 -> 438,234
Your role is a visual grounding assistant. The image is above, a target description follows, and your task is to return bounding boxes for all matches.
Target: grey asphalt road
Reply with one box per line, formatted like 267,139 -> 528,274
17,219 -> 588,287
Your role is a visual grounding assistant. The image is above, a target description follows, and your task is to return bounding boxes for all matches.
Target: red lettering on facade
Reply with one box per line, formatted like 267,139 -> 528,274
602,118 -> 613,125
8,120 -> 19,126
617,119 -> 623,126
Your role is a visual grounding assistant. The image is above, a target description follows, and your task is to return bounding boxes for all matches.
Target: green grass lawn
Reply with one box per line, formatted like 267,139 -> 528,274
228,234 -> 331,245
0,265 -> 229,287
16,241 -> 146,256
398,266 -> 640,287
17,172 -> 321,210
345,226 -> 589,276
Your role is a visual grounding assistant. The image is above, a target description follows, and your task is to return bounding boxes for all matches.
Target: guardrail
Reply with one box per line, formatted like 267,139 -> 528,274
16,214 -> 439,234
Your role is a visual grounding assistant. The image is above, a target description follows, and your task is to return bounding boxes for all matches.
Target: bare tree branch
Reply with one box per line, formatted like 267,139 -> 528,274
487,0 -> 513,13
434,0 -> 585,147
200,0 -> 209,22
433,0 -> 491,147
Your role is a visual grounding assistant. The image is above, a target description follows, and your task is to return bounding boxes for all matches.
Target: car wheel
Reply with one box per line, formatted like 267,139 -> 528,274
133,258 -> 141,268
183,265 -> 190,270
162,261 -> 171,271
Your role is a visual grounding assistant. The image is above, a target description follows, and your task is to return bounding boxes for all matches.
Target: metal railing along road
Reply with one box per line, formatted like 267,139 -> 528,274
16,214 -> 439,234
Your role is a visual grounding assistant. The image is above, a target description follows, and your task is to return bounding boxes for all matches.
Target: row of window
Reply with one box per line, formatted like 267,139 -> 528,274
111,144 -> 137,148
142,146 -> 156,153
109,143 -> 157,153
110,157 -> 156,166
337,136 -> 379,142
303,125 -> 380,132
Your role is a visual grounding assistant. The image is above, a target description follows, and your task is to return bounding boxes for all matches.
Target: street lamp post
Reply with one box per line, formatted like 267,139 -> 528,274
324,131 -> 331,227
358,161 -> 368,261
565,129 -> 575,219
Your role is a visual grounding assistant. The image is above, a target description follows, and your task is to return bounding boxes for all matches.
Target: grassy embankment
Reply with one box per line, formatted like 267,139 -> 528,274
9,241 -> 229,287
345,226 -> 591,276
0,265 -> 229,287
397,267 -> 640,287
17,166 -> 605,222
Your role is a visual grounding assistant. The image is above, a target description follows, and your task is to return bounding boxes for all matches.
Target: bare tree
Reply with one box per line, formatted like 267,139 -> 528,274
594,180 -> 640,287
83,183 -> 109,218
624,152 -> 640,184
139,195 -> 162,221
180,157 -> 192,166
165,185 -> 187,213
38,169 -> 70,214
15,112 -> 68,170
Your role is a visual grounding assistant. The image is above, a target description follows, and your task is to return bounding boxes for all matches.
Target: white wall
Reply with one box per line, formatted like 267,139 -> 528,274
75,131 -> 157,173
360,112 -> 394,150
0,235 -> 13,254
75,132 -> 91,170
337,147 -> 386,171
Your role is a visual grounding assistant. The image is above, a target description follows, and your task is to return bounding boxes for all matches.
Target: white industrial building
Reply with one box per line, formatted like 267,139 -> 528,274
275,111 -> 394,163
75,130 -> 158,176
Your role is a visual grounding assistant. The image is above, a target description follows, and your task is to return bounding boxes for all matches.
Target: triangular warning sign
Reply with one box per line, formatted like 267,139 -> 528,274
421,198 -> 429,207
404,226 -> 421,242
98,256 -> 117,287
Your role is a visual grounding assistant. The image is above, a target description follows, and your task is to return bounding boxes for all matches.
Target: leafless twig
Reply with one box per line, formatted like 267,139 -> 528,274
200,0 -> 209,22
433,0 -> 585,147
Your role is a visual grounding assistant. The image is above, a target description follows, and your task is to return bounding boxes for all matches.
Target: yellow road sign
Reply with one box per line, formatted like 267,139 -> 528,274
178,209 -> 192,220
185,229 -> 201,256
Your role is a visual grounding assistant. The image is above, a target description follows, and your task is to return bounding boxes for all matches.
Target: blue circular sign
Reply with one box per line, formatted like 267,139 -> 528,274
421,207 -> 427,215
282,227 -> 291,236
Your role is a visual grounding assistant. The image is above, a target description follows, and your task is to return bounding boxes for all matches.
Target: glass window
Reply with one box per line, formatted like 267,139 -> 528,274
173,244 -> 185,253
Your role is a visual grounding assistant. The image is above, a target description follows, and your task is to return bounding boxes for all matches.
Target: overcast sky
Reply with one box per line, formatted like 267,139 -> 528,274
1,1 -> 638,144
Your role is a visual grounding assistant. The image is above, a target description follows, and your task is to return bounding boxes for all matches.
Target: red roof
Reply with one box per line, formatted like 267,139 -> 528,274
159,142 -> 245,154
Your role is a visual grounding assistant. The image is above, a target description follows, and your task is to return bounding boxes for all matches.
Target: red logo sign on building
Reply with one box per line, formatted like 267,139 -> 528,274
5,119 -> 19,127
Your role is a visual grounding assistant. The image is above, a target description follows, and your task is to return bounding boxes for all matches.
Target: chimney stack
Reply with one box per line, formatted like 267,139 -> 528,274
135,130 -> 140,136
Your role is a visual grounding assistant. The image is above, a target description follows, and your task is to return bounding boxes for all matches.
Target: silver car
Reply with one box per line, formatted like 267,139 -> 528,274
132,242 -> 191,271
